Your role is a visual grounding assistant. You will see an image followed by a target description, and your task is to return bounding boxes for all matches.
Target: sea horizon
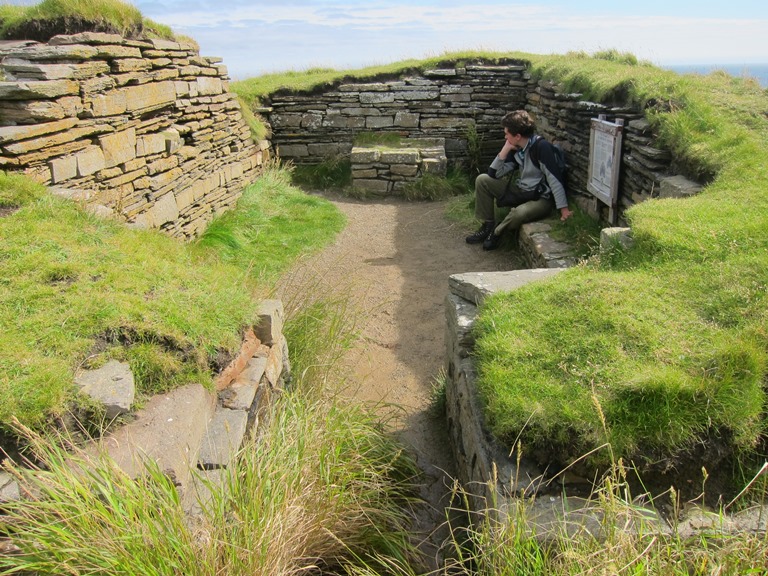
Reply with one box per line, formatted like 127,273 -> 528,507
663,63 -> 768,88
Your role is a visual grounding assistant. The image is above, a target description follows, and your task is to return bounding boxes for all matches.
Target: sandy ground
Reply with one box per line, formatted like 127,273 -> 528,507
280,193 -> 524,568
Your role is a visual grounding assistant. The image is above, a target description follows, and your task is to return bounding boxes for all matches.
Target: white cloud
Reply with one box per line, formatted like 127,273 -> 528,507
131,1 -> 768,76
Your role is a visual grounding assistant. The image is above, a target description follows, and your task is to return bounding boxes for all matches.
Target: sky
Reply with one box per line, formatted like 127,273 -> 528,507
6,1 -> 768,80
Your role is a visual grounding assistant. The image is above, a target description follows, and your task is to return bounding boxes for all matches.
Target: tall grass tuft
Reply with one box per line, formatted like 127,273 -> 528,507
281,286 -> 360,391
1,409 -> 420,575
199,394 -> 421,575
402,169 -> 472,201
290,155 -> 352,192
0,422 -> 207,575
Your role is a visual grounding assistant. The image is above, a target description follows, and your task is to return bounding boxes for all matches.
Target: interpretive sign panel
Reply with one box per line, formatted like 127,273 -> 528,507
588,115 -> 624,223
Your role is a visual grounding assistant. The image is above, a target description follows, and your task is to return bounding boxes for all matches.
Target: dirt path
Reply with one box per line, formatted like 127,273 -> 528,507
281,193 -> 524,567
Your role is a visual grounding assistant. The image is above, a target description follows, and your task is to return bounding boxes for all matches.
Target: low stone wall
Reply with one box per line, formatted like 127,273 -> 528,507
444,269 -> 565,510
0,33 -> 269,239
528,81 -> 703,223
351,137 -> 447,197
266,62 -> 703,226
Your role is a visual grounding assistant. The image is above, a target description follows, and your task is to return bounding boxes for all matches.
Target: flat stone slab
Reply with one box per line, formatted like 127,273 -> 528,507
0,472 -> 20,502
75,359 -> 135,419
660,174 -> 703,198
92,383 -> 214,484
449,269 -> 566,305
198,408 -> 248,469
186,468 -> 231,516
519,495 -> 669,543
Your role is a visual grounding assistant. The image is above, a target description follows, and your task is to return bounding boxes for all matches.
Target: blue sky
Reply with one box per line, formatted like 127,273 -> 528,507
6,1 -> 768,79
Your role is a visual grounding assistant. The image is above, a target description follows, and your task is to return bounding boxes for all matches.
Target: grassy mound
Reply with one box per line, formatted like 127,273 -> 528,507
473,55 -> 768,496
0,0 -> 175,41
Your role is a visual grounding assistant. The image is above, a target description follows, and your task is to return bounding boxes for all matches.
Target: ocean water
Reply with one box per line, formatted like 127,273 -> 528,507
664,63 -> 768,88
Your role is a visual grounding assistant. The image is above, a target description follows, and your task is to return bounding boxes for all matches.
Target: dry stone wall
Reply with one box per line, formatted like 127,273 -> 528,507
527,80 -> 702,223
267,62 -> 701,225
268,63 -> 529,171
0,32 -> 268,238
350,137 -> 447,196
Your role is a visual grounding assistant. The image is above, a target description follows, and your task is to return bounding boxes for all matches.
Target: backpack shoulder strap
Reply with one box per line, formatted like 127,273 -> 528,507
528,135 -> 545,167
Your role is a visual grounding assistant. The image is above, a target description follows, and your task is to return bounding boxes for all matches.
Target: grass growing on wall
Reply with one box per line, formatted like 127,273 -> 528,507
230,51 -> 532,107
288,156 -> 353,192
0,0 -> 175,40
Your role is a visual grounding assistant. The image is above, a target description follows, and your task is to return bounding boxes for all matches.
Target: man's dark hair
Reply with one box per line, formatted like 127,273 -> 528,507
501,110 -> 535,137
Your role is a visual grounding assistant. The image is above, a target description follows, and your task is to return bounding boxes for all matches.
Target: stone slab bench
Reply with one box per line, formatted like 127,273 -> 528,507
351,137 -> 447,196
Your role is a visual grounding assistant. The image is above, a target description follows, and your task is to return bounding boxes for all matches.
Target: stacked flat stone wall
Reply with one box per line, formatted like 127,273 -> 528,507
351,137 -> 447,196
267,62 -> 701,225
268,63 -> 529,171
0,32 -> 269,239
527,80 -> 701,223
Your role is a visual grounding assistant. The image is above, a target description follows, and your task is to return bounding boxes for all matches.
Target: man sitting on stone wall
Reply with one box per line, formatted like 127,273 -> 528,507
466,110 -> 573,250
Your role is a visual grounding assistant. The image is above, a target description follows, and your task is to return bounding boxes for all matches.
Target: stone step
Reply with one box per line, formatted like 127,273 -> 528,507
197,408 -> 248,471
92,382 -> 215,497
448,269 -> 565,306
519,220 -> 578,269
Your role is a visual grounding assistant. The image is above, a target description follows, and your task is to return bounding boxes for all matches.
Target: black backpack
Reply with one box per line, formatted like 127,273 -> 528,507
550,143 -> 567,175
531,136 -> 567,192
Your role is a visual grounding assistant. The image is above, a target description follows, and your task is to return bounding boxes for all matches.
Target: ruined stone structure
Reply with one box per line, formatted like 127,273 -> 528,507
266,62 -> 700,225
0,33 -> 269,239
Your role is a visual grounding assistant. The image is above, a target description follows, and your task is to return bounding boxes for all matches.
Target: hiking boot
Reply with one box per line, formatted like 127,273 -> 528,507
465,221 -> 495,244
482,233 -> 502,251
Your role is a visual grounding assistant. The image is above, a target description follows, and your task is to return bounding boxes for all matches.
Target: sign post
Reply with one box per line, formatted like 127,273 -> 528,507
587,115 -> 624,224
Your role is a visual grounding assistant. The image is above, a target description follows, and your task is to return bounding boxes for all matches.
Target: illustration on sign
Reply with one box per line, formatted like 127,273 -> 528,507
587,115 -> 624,224
592,130 -> 615,195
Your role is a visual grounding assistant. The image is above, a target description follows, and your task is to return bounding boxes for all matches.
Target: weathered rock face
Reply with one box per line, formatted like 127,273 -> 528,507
0,33 -> 270,239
